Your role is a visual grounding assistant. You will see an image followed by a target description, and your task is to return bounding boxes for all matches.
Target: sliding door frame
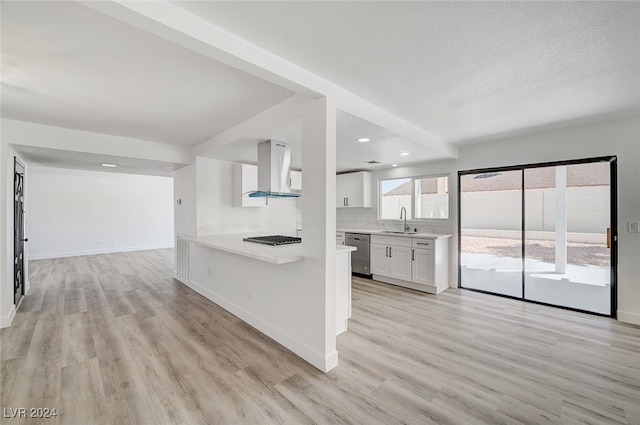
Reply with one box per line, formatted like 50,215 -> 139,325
458,156 -> 617,318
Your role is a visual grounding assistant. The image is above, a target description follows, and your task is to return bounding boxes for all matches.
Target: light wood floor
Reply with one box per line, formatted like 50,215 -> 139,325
2,249 -> 639,425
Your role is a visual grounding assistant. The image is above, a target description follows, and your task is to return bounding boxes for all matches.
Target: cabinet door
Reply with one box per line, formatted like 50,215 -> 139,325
344,173 -> 363,207
389,245 -> 412,281
290,170 -> 302,191
336,174 -> 347,208
412,248 -> 435,285
370,244 -> 390,276
344,172 -> 372,208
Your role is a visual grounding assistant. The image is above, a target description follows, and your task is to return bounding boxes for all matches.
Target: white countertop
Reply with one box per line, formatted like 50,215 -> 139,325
185,234 -> 356,265
337,229 -> 452,239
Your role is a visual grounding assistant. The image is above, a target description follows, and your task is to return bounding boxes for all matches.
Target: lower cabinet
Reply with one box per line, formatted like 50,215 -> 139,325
412,247 -> 435,285
371,234 -> 449,294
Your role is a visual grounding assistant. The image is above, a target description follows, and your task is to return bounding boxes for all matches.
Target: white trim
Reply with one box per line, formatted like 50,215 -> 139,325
372,274 -> 448,294
28,243 -> 174,260
0,305 -> 16,329
184,277 -> 336,372
618,310 -> 640,326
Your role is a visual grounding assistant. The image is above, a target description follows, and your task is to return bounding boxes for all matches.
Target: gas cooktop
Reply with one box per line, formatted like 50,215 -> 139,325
242,235 -> 302,246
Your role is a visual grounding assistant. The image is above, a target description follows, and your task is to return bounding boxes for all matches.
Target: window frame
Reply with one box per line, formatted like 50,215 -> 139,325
377,173 -> 451,223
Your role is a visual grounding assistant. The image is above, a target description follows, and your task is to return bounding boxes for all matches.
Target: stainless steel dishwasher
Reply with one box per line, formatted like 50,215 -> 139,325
346,233 -> 371,276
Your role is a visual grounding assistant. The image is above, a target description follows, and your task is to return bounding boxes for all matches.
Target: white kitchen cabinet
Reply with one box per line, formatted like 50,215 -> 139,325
336,171 -> 372,208
371,234 -> 450,294
335,247 -> 353,335
412,247 -> 435,285
370,243 -> 390,275
233,163 -> 267,207
370,235 -> 412,281
411,238 -> 449,292
390,245 -> 412,281
290,170 -> 302,192
336,232 -> 346,246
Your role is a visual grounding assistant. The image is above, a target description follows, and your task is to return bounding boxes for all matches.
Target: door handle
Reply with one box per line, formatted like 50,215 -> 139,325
606,227 -> 611,249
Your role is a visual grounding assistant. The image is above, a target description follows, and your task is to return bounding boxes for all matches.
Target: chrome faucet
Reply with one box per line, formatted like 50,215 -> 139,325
400,207 -> 410,231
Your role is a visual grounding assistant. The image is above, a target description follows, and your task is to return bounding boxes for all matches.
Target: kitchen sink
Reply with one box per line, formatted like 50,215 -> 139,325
381,231 -> 418,234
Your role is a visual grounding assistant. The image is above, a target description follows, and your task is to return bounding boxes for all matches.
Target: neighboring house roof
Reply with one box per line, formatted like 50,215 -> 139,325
384,162 -> 610,196
385,179 -> 437,196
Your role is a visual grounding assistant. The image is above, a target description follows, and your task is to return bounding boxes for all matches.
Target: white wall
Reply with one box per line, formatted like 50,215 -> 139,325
27,166 -> 174,260
338,115 -> 640,325
195,157 -> 298,236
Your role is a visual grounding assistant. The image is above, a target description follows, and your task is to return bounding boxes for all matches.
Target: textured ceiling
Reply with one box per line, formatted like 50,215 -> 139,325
1,1 -> 294,146
175,1 -> 640,144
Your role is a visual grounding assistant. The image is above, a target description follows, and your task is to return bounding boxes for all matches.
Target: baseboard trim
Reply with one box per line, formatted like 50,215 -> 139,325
372,274 -> 447,294
1,305 -> 16,329
184,278 -> 336,372
28,243 -> 175,260
617,310 -> 640,326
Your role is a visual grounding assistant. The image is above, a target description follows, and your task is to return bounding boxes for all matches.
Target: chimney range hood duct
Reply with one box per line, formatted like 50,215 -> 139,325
248,140 -> 300,198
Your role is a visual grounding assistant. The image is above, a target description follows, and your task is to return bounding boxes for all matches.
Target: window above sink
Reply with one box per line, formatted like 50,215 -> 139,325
378,174 -> 450,222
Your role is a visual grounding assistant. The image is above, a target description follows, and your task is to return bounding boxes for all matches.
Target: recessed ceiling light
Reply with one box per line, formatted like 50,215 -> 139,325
101,163 -> 118,168
357,138 -> 370,143
392,164 -> 398,167
399,152 -> 410,156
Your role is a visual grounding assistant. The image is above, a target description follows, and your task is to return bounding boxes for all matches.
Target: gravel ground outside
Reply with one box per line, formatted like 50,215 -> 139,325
461,236 -> 610,267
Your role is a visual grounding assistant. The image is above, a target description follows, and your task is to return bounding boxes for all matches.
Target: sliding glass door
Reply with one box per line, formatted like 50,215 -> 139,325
459,158 -> 615,316
524,163 -> 612,314
459,170 -> 523,298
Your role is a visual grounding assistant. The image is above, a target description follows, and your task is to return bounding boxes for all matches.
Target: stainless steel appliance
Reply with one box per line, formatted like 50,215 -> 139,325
243,235 -> 301,246
346,233 -> 370,276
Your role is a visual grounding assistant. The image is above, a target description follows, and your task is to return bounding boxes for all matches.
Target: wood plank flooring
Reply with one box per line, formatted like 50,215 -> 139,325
1,249 -> 639,424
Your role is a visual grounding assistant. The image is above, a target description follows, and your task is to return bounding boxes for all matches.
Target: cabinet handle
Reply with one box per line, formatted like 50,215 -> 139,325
389,247 -> 392,257
412,249 -> 415,261
416,242 -> 430,246
346,197 -> 349,206
385,247 -> 389,257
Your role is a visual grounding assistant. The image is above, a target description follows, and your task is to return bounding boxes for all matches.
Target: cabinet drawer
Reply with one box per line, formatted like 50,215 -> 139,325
371,235 -> 390,245
390,237 -> 412,247
412,238 -> 434,249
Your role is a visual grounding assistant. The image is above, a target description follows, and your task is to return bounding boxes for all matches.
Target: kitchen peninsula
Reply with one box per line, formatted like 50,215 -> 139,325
174,233 -> 356,371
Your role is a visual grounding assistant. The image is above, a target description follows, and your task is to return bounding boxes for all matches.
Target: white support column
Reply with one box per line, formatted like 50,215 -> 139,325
301,97 -> 338,371
555,166 -> 568,274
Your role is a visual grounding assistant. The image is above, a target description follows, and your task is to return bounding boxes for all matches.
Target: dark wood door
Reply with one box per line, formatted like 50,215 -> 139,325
14,158 -> 26,305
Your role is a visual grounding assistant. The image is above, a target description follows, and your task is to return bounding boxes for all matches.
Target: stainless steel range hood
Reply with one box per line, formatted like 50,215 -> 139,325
248,140 -> 300,198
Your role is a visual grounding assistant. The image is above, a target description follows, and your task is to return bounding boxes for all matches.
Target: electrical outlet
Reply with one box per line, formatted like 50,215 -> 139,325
628,221 -> 640,233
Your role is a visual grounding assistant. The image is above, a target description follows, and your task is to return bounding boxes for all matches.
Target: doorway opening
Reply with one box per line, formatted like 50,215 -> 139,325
14,157 -> 27,308
458,157 -> 617,317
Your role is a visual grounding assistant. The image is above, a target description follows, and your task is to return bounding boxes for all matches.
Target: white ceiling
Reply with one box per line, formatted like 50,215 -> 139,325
12,145 -> 181,177
1,1 -> 293,147
174,1 -> 640,144
205,110 -> 444,172
2,1 -> 639,174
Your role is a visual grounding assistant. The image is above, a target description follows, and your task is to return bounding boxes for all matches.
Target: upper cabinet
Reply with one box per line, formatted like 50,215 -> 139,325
336,171 -> 372,208
290,170 -> 302,192
233,163 -> 267,207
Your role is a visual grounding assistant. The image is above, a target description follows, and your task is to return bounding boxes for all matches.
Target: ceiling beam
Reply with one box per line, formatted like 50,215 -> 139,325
2,119 -> 192,165
81,0 -> 457,159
